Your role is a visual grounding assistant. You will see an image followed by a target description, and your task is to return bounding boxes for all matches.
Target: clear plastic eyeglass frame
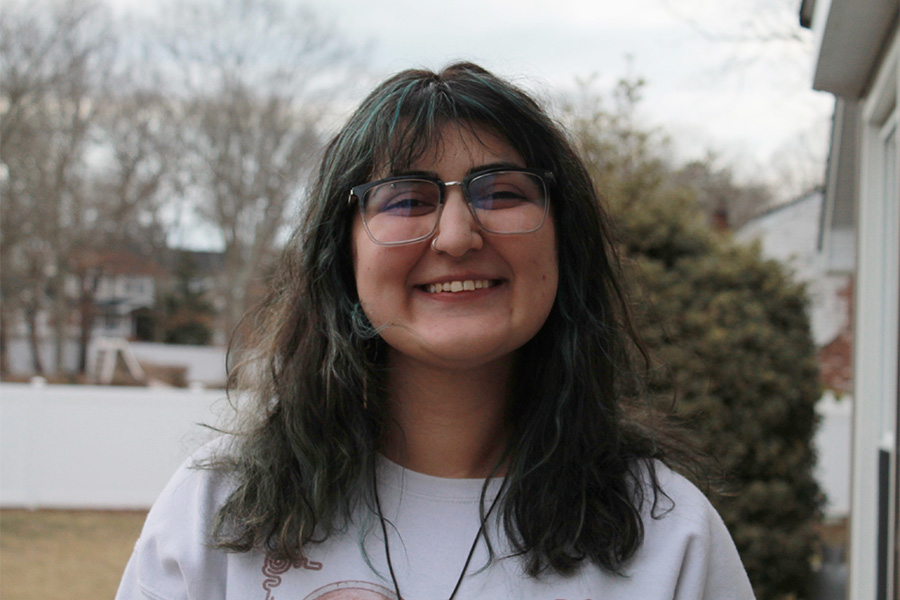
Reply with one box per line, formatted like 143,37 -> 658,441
348,167 -> 554,246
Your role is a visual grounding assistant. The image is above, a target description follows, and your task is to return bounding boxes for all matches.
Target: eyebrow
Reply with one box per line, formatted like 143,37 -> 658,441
388,161 -> 524,180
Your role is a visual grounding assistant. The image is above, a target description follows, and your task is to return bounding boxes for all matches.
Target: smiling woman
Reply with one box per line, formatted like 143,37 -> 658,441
115,63 -> 755,600
351,123 -> 558,377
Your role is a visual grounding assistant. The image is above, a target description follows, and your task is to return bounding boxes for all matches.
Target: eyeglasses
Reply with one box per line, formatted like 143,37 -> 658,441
349,167 -> 554,246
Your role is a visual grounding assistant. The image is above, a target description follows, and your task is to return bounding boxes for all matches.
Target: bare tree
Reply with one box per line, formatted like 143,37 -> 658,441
1,0 -> 117,374
767,116 -> 830,202
563,75 -> 773,230
158,0 -> 356,340
563,74 -> 673,200
662,0 -> 829,204
68,85 -> 180,372
671,156 -> 773,229
1,0 -> 181,375
1,0 -> 357,375
95,88 -> 179,250
664,0 -> 812,78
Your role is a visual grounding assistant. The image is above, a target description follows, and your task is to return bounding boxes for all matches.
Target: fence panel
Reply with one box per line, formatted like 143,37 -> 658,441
0,383 -> 231,509
0,383 -> 853,514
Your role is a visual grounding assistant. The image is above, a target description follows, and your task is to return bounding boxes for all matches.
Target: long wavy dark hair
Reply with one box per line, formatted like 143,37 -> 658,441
207,62 -> 696,576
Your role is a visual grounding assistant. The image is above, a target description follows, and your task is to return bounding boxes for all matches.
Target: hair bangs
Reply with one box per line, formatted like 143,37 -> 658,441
363,68 -> 548,177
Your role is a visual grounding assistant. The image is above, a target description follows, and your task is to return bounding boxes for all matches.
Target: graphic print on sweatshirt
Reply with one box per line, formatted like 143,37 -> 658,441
262,554 -> 396,600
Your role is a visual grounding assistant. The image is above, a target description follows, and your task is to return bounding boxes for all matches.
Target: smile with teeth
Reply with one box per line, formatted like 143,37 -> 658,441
426,279 -> 495,294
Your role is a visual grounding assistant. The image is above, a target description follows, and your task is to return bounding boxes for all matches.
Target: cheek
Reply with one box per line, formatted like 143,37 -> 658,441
516,234 -> 558,329
541,261 -> 560,315
536,237 -> 560,322
351,220 -> 418,321
539,229 -> 559,300
351,223 -> 380,317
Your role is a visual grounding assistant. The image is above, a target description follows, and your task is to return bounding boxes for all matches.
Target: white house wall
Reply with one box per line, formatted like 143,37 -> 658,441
736,192 -> 851,347
850,25 -> 899,599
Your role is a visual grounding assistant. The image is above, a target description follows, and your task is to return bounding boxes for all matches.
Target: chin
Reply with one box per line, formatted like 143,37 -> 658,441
415,337 -> 524,371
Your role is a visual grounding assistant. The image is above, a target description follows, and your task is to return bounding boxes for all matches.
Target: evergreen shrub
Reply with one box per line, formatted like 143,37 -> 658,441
565,77 -> 823,597
610,184 -> 823,600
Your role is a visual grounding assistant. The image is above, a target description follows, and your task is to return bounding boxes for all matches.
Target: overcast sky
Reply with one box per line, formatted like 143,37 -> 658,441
301,0 -> 833,183
110,0 -> 835,249
112,0 -> 834,182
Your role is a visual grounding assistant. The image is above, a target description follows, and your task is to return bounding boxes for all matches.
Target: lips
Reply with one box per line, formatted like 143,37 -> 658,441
424,279 -> 497,294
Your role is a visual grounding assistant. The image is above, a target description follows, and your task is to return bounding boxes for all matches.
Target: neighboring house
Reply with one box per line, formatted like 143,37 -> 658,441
736,188 -> 853,393
801,0 -> 899,598
4,248 -> 226,376
85,250 -> 164,341
169,249 -> 226,302
167,249 -> 228,345
5,250 -> 165,375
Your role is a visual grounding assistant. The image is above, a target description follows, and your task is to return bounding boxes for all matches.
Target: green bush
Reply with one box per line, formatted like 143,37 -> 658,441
612,191 -> 823,599
566,77 -> 823,598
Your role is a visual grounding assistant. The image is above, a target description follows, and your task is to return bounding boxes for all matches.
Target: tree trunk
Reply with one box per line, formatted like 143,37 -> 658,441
52,271 -> 68,375
0,302 -> 10,376
77,270 -> 100,374
25,305 -> 44,375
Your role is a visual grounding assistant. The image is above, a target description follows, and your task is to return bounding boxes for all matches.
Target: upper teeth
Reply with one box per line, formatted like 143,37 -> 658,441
427,280 -> 492,293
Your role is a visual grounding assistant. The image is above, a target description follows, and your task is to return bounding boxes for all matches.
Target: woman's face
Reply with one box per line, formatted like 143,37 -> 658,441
351,123 -> 558,371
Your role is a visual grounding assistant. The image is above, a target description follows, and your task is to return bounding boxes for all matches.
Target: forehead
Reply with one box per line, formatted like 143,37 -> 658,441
378,120 -> 524,177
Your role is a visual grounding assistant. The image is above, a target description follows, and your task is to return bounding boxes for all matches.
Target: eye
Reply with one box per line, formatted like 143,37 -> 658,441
366,181 -> 440,217
470,172 -> 543,210
476,186 -> 530,209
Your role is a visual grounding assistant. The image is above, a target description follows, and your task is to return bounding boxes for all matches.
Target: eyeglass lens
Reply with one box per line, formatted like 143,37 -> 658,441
362,171 -> 547,244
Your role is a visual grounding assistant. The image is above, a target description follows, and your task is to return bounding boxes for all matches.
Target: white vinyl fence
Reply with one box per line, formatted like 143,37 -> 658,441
0,382 -> 853,515
0,382 -> 232,509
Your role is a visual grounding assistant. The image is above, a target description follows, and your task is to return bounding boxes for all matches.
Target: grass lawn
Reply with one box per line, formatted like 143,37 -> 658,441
0,510 -> 147,600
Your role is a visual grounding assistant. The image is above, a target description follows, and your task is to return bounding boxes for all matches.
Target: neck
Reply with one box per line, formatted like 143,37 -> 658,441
380,353 -> 514,479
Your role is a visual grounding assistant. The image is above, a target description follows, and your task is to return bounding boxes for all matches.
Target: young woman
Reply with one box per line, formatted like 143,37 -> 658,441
117,62 -> 754,600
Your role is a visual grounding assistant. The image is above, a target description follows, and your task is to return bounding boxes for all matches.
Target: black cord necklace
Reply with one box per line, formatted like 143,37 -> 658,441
373,470 -> 504,600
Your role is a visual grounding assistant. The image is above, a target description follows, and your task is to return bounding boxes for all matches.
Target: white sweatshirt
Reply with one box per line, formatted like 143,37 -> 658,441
117,442 -> 755,600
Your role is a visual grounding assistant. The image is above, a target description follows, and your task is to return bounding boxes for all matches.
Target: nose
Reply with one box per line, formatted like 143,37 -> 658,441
431,185 -> 483,257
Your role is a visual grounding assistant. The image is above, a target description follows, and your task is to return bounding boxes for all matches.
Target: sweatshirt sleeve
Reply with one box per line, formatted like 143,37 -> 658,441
650,465 -> 756,600
115,441 -> 233,600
